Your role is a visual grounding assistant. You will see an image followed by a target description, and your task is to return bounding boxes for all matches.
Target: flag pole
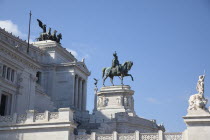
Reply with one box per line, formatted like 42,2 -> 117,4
27,11 -> 32,54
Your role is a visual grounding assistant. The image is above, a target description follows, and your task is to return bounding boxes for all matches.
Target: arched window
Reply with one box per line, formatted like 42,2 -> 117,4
6,68 -> 11,80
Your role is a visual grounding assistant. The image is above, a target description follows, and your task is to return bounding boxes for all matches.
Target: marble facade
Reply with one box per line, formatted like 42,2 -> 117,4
0,27 -> 90,121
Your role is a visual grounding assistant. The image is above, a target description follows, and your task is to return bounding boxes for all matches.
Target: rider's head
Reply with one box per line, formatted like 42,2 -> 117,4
113,51 -> 117,57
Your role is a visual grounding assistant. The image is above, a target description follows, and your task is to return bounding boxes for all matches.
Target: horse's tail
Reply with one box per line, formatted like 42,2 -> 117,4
102,68 -> 106,78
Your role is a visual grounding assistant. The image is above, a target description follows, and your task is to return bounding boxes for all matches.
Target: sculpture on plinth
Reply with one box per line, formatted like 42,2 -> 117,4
188,75 -> 208,111
102,52 -> 134,86
36,19 -> 62,44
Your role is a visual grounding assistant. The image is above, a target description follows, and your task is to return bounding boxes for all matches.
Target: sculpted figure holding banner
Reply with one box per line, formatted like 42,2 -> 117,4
196,75 -> 205,96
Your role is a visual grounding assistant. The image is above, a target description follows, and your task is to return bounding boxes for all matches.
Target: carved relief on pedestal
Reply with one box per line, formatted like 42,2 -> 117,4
116,96 -> 123,106
124,96 -> 128,107
97,96 -> 103,107
103,97 -> 109,106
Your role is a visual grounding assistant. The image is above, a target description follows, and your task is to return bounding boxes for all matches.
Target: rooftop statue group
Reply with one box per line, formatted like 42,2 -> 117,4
188,74 -> 208,112
102,52 -> 133,86
36,19 -> 62,44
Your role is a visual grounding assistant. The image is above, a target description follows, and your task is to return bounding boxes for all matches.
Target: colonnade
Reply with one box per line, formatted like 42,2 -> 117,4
73,75 -> 87,111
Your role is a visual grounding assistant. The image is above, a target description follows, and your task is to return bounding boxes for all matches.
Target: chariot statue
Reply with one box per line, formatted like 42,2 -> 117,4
36,19 -> 62,44
102,52 -> 134,86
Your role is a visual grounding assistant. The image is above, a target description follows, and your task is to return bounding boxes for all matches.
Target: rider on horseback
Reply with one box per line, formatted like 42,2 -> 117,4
112,51 -> 121,74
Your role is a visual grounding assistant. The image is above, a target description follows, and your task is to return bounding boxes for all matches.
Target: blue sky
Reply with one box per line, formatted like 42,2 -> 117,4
1,0 -> 210,132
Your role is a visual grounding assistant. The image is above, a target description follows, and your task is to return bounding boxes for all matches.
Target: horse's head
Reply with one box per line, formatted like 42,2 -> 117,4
127,61 -> 133,70
123,61 -> 133,71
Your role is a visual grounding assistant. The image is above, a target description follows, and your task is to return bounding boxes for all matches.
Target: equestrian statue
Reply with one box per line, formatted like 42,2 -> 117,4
36,19 -> 62,44
102,52 -> 134,86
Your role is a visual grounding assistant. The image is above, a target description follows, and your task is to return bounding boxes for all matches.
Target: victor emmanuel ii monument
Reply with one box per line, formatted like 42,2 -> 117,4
0,17 -> 210,140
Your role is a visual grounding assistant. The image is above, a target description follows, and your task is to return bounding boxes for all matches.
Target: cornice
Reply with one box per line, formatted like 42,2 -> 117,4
41,62 -> 90,76
0,41 -> 40,70
0,28 -> 47,56
32,40 -> 76,62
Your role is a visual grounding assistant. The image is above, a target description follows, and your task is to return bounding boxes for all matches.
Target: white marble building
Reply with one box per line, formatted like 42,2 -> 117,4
0,27 -> 90,121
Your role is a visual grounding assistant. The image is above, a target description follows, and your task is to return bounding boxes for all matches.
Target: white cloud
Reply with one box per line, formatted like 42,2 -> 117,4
66,48 -> 78,58
146,97 -> 161,104
0,20 -> 26,38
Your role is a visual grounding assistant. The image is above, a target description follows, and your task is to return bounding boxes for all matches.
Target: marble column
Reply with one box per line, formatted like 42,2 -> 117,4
83,80 -> 87,111
78,78 -> 83,110
74,75 -> 79,109
71,75 -> 76,107
77,77 -> 81,109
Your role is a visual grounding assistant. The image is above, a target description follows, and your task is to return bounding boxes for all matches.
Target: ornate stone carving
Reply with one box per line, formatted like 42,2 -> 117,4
75,135 -> 91,140
96,134 -> 113,140
118,134 -> 135,140
196,75 -> 205,96
30,74 -> 38,82
17,114 -> 27,123
188,75 -> 208,111
0,115 -> 13,122
103,98 -> 109,106
124,96 -> 128,106
116,97 -> 122,105
188,93 -> 208,111
164,133 -> 182,140
35,113 -> 45,121
140,134 -> 158,140
97,97 -> 103,107
49,112 -> 59,120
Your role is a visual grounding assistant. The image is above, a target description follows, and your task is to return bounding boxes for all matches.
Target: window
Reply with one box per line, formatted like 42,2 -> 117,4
11,70 -> 15,82
36,71 -> 42,84
1,65 -> 15,82
2,65 -> 6,78
6,68 -> 11,80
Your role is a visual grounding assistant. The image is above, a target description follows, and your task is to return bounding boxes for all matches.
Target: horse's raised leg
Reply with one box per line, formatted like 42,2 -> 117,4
125,74 -> 134,81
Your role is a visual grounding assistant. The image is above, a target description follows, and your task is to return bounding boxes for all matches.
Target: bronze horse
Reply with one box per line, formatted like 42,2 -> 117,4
102,61 -> 134,86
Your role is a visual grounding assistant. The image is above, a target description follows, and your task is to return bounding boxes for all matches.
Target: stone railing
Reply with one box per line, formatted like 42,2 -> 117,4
75,131 -> 183,140
164,133 -> 182,140
0,108 -> 74,125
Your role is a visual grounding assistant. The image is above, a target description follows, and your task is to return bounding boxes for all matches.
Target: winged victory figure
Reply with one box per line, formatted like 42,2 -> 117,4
37,19 -> 46,33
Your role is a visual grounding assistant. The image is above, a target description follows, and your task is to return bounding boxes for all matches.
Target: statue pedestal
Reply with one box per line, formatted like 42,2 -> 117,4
183,110 -> 210,140
92,85 -> 136,121
89,85 -> 163,134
